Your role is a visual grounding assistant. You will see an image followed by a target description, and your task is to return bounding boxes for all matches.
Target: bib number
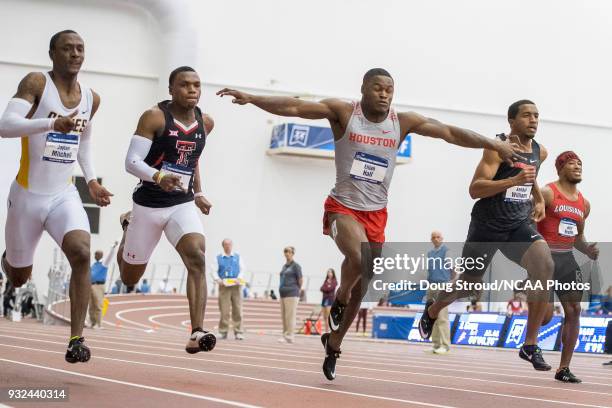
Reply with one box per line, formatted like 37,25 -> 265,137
349,152 -> 388,184
504,184 -> 532,202
161,162 -> 193,191
42,133 -> 79,164
558,218 -> 578,237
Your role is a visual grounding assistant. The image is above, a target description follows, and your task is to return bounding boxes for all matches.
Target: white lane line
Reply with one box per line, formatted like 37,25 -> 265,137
0,336 -> 609,405
1,326 -> 610,387
0,357 -> 259,408
0,344 -> 455,408
4,321 -> 608,377
86,333 -> 612,382
3,323 -> 608,378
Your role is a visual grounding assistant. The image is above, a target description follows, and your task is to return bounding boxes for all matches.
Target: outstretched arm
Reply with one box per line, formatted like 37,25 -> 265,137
217,88 -> 348,121
398,111 -> 520,165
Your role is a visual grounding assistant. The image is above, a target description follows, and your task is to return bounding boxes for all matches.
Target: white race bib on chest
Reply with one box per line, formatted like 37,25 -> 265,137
42,132 -> 79,164
558,218 -> 578,237
161,161 -> 193,192
349,152 -> 388,184
504,184 -> 533,202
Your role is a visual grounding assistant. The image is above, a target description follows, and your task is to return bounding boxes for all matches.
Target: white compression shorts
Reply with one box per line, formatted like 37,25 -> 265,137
122,201 -> 204,265
5,181 -> 90,268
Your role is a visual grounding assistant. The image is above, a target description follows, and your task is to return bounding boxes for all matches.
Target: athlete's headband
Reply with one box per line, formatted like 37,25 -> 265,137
555,151 -> 582,173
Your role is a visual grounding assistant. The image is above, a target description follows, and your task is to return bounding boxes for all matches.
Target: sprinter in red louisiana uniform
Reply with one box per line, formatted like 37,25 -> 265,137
538,151 -> 599,383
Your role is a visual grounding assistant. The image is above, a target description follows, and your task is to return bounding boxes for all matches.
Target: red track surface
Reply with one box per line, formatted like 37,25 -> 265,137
1,294 -> 611,407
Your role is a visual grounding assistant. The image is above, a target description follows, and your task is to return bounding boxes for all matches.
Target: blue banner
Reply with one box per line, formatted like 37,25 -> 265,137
574,316 -> 612,353
372,315 -> 414,339
408,312 -> 457,343
270,123 -> 411,160
452,313 -> 507,347
502,315 -> 562,351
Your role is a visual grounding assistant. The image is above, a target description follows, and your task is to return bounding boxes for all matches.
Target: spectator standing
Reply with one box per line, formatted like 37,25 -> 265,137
426,231 -> 453,354
355,301 -> 374,336
602,286 -> 612,314
89,243 -> 118,329
278,246 -> 302,343
214,239 -> 245,340
320,268 -> 337,333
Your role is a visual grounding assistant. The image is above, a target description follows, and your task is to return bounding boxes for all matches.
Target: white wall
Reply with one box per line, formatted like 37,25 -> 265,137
0,0 -> 610,301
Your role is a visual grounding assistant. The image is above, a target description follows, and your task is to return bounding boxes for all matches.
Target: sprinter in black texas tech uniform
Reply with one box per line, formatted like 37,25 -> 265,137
420,100 -> 556,372
118,66 -> 216,353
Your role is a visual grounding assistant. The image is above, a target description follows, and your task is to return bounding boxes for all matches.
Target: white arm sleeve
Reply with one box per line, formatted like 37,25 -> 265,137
77,122 -> 97,183
125,135 -> 157,182
0,98 -> 55,138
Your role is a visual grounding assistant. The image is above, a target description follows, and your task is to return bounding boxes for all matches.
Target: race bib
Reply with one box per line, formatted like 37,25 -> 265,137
161,162 -> 193,191
42,133 -> 79,164
558,218 -> 578,237
504,184 -> 532,202
349,152 -> 388,184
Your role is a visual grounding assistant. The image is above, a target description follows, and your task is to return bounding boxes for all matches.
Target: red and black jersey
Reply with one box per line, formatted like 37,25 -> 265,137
133,100 -> 207,208
537,182 -> 586,252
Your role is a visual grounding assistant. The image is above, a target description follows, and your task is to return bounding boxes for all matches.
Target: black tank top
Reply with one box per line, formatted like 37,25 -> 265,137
471,134 -> 541,231
133,100 -> 207,208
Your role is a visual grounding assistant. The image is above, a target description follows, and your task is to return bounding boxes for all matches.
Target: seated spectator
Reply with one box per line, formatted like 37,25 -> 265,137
507,292 -> 525,315
139,279 -> 151,294
466,298 -> 482,312
111,279 -> 122,294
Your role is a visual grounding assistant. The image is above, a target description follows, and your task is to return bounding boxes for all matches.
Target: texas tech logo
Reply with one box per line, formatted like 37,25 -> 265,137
176,140 -> 196,166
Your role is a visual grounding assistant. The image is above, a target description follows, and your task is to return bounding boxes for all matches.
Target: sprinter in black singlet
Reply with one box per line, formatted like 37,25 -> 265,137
118,66 -> 216,353
420,100 -> 555,371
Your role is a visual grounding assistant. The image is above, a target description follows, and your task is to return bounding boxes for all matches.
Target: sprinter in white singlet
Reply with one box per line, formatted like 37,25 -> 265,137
218,68 -> 520,380
0,30 -> 112,364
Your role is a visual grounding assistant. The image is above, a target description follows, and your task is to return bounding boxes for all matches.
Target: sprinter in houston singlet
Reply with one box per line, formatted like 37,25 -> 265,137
217,68 -> 519,381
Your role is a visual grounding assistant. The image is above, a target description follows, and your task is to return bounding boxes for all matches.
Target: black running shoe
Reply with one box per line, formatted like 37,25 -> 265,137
65,337 -> 91,363
519,345 -> 551,371
186,330 -> 216,354
419,300 -> 436,340
321,333 -> 341,381
328,300 -> 346,332
555,367 -> 582,383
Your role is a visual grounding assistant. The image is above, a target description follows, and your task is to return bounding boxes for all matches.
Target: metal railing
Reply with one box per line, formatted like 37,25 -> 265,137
44,248 -> 71,324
